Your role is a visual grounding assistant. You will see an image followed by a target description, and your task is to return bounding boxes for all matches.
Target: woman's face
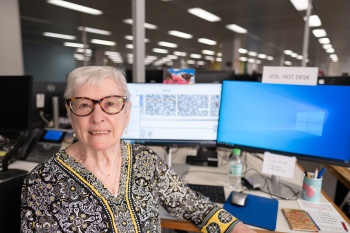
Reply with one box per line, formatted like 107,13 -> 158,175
68,78 -> 130,151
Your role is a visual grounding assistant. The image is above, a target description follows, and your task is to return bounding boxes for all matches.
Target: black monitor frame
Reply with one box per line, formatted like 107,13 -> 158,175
0,75 -> 33,138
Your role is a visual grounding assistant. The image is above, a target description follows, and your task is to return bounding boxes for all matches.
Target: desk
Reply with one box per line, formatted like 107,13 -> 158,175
8,151 -> 350,233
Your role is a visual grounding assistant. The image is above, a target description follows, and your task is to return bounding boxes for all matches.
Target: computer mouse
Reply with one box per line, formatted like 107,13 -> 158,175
230,191 -> 248,206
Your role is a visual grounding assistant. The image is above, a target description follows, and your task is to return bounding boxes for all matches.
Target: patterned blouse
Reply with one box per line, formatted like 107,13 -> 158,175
21,141 -> 241,233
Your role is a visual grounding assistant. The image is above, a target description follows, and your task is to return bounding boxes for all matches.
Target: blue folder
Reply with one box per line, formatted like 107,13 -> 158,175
223,192 -> 278,231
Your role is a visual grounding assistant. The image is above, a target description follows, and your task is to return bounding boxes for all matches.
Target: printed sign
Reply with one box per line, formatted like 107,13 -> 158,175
262,66 -> 318,85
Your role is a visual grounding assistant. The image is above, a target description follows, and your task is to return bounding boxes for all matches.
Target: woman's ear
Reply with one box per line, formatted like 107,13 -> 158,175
125,102 -> 132,127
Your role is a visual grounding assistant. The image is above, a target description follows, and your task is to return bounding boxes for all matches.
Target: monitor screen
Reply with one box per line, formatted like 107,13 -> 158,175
0,76 -> 33,138
122,83 -> 221,147
217,80 -> 350,166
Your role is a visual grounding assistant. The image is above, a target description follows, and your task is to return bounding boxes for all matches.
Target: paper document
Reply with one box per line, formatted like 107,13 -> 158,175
298,199 -> 349,232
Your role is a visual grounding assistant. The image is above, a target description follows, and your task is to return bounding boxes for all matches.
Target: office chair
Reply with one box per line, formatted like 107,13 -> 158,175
0,174 -> 27,232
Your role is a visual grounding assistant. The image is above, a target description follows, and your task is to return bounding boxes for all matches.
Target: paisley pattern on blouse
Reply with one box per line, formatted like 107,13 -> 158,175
21,141 -> 240,233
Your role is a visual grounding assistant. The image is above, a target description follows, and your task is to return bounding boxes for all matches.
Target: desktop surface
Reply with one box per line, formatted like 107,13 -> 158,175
7,147 -> 350,232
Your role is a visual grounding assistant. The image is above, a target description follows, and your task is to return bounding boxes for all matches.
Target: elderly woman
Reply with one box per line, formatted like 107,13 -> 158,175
21,66 -> 255,233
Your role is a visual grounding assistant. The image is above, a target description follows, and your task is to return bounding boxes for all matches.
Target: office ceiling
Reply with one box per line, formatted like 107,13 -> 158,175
19,0 -> 350,70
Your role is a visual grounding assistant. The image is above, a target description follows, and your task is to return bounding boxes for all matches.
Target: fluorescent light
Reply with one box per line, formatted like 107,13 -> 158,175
123,19 -> 157,29
330,54 -> 338,59
258,54 -> 267,59
47,0 -> 102,15
43,32 -> 76,40
308,15 -> 321,27
126,44 -> 133,49
187,60 -> 195,64
158,41 -> 177,48
238,48 -> 248,54
216,57 -> 222,62
187,8 -> 221,22
168,30 -> 193,39
153,48 -> 168,54
78,26 -> 111,35
205,56 -> 214,61
197,61 -> 205,65
190,54 -> 201,59
312,29 -> 327,37
64,42 -> 84,48
198,38 -> 217,45
167,55 -> 178,59
248,51 -> 257,56
322,44 -> 332,49
284,50 -> 293,55
267,56 -> 274,61
284,61 -> 292,66
240,57 -> 248,62
290,0 -> 309,11
326,48 -> 335,53
202,50 -> 215,55
91,39 -> 116,46
174,51 -> 186,56
318,38 -> 330,44
226,24 -> 247,34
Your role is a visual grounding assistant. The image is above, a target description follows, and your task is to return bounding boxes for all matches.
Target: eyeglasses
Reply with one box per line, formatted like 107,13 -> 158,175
66,95 -> 127,116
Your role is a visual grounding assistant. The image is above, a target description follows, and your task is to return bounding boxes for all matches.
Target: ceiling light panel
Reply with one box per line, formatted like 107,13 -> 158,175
47,0 -> 103,15
43,32 -> 76,40
153,48 -> 168,54
308,15 -> 321,27
91,39 -> 116,46
198,38 -> 217,45
64,42 -> 84,48
312,29 -> 327,37
290,0 -> 309,11
78,26 -> 111,35
168,30 -> 193,39
318,38 -> 330,44
187,8 -> 221,22
226,24 -> 247,33
158,41 -> 177,48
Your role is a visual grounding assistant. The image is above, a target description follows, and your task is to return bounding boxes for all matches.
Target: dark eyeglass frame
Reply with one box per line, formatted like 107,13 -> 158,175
66,95 -> 127,117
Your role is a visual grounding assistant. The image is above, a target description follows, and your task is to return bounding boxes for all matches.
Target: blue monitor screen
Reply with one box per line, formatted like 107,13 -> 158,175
217,80 -> 350,166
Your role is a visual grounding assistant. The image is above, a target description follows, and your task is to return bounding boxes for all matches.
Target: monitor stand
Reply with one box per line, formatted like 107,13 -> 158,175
249,174 -> 301,200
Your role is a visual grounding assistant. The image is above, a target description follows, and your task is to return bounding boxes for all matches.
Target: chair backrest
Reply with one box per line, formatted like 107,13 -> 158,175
0,174 -> 27,233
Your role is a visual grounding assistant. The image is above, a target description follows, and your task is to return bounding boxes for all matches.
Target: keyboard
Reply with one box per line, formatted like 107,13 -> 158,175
25,143 -> 61,163
188,184 -> 226,203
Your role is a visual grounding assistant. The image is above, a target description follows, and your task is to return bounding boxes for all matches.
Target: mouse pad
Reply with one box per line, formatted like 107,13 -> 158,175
223,192 -> 278,231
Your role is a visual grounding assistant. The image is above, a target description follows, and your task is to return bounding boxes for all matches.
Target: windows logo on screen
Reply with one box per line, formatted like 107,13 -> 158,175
295,111 -> 325,136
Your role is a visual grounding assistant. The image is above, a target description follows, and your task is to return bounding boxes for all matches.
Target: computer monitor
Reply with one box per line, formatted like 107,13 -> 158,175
217,80 -> 350,167
0,75 -> 33,179
122,83 -> 221,148
217,80 -> 350,198
31,81 -> 69,129
0,76 -> 33,138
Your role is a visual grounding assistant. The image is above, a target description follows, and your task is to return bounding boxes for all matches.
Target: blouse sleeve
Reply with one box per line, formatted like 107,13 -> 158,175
147,147 -> 242,233
20,163 -> 62,232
